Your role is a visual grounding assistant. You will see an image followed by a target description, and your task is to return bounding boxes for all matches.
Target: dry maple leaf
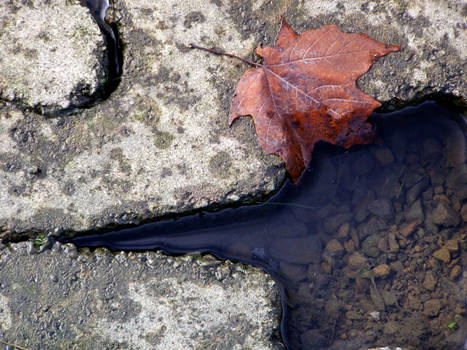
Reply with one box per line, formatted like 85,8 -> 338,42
192,18 -> 400,182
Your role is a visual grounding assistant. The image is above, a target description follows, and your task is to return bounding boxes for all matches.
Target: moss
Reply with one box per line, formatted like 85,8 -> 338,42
153,130 -> 174,149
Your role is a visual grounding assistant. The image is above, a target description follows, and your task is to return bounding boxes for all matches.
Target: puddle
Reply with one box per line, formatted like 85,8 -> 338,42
68,102 -> 467,350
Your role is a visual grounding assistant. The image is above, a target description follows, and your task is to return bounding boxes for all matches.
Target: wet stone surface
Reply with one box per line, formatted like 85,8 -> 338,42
0,242 -> 281,350
0,0 -> 106,112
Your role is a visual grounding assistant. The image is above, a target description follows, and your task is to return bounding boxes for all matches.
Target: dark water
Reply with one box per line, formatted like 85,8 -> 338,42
67,102 -> 467,350
86,0 -> 122,89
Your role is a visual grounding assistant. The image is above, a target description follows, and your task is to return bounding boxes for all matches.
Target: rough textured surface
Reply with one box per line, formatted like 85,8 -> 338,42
0,241 -> 282,349
0,0 -> 106,112
0,0 -> 465,237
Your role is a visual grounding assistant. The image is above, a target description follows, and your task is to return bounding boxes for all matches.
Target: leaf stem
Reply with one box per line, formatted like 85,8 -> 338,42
189,43 -> 261,68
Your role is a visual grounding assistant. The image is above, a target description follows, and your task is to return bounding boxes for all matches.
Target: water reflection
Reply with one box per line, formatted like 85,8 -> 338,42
69,102 -> 466,350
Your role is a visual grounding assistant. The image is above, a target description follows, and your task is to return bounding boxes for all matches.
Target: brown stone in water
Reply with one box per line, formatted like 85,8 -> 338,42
321,262 -> 332,274
445,239 -> 459,252
347,252 -> 367,270
461,203 -> 467,222
399,219 -> 422,237
337,222 -> 350,238
431,200 -> 461,227
449,265 -> 461,281
344,239 -> 355,253
424,299 -> 441,317
433,247 -> 450,263
373,264 -> 390,278
423,271 -> 437,291
325,239 -> 344,256
388,232 -> 399,252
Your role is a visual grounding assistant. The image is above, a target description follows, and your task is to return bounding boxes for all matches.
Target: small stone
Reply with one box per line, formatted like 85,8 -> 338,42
449,265 -> 461,281
431,201 -> 461,227
322,212 -> 352,234
325,239 -> 344,257
337,222 -> 350,238
446,165 -> 467,189
369,311 -> 380,320
390,261 -> 404,273
445,239 -> 459,252
460,204 -> 467,222
362,234 -> 381,258
321,262 -> 332,274
347,252 -> 367,270
344,239 -> 355,253
373,264 -> 390,278
423,271 -> 437,291
368,199 -> 394,219
406,178 -> 429,204
399,219 -> 422,237
405,200 -> 424,221
433,247 -> 450,263
423,299 -> 441,317
388,233 -> 399,253
377,237 -> 387,252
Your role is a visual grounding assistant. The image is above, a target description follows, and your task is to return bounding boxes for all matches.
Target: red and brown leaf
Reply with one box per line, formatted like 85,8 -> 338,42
229,18 -> 400,182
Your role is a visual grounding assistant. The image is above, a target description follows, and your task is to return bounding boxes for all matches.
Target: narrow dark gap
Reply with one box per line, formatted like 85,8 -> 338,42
57,101 -> 467,350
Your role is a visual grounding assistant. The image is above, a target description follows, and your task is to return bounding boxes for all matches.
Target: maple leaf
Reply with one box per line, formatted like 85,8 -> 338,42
192,18 -> 400,182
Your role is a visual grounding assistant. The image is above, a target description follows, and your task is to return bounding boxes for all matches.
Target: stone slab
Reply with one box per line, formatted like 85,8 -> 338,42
0,0 -> 106,112
0,241 -> 282,349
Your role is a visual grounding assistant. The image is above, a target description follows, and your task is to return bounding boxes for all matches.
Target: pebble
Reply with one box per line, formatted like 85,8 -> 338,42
337,222 -> 350,238
344,239 -> 355,253
325,239 -> 344,257
373,264 -> 390,278
423,271 -> 437,291
405,200 -> 424,221
433,247 -> 450,263
368,199 -> 394,219
347,252 -> 368,270
361,234 -> 381,258
390,261 -> 404,273
431,201 -> 461,227
406,178 -> 429,204
445,239 -> 459,252
322,212 -> 353,234
399,219 -> 422,237
388,233 -> 399,252
449,265 -> 461,281
460,203 -> 467,222
423,299 -> 441,317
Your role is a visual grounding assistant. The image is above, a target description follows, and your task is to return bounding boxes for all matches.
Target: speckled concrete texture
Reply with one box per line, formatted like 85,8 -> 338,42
0,241 -> 282,349
0,0 -> 106,112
